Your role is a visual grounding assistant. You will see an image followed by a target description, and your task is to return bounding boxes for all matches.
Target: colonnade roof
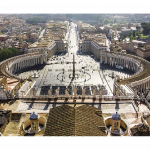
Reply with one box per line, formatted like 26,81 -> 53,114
112,52 -> 150,85
0,52 -> 42,79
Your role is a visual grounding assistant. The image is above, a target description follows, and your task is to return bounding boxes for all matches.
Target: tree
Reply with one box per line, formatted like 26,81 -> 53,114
103,19 -> 109,25
141,22 -> 150,35
128,31 -> 133,37
135,31 -> 142,39
114,19 -> 117,23
109,20 -> 113,26
8,47 -> 19,55
1,50 -> 8,60
99,18 -> 103,23
26,17 -> 47,25
0,47 -> 19,62
7,49 -> 13,58
136,25 -> 140,30
133,30 -> 135,37
130,35 -> 134,42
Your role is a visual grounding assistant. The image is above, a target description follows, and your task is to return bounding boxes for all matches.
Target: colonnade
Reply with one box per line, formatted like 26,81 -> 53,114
100,52 -> 141,73
131,76 -> 150,93
8,52 -> 47,75
101,51 -> 150,95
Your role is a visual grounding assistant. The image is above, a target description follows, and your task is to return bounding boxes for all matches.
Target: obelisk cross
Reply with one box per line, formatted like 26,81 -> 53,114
73,53 -> 75,77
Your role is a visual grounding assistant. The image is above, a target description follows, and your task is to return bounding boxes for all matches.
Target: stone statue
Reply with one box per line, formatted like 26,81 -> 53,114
65,89 -> 69,97
82,88 -> 85,97
93,88 -> 96,98
116,90 -> 119,97
134,88 -> 137,98
99,89 -> 102,98
73,87 -> 77,97
55,88 -> 59,97
33,86 -> 37,96
48,88 -> 52,97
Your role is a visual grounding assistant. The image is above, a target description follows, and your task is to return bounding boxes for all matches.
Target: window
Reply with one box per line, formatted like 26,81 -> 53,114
32,122 -> 36,131
114,122 -> 118,131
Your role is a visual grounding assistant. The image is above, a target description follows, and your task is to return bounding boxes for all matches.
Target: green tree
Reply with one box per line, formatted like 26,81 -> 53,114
1,50 -> 8,60
130,35 -> 134,42
8,47 -> 19,55
7,49 -> 13,58
103,19 -> 109,25
0,51 -> 2,60
128,31 -> 133,37
99,18 -> 103,23
136,25 -> 140,30
0,47 -> 19,62
141,22 -> 150,35
133,30 -> 135,37
109,20 -> 113,24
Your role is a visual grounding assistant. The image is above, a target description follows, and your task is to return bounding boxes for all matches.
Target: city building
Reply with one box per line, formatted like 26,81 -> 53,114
1,17 -> 150,137
78,22 -> 108,58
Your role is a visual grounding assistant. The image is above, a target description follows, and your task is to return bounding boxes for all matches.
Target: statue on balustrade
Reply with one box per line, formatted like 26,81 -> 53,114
99,88 -> 102,98
93,88 -> 96,98
116,90 -> 119,98
48,88 -> 52,97
33,86 -> 37,96
65,89 -> 69,97
73,87 -> 77,97
82,88 -> 85,97
55,88 -> 59,97
134,88 -> 137,98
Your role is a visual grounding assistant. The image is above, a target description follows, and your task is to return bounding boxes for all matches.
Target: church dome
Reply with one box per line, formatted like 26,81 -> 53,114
112,112 -> 121,120
30,112 -> 39,120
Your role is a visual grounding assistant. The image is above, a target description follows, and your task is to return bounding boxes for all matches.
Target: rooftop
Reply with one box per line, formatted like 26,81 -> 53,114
112,112 -> 121,120
30,112 -> 39,120
44,104 -> 106,136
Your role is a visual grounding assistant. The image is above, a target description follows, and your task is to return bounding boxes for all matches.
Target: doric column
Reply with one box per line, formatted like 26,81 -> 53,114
41,56 -> 43,64
38,57 -> 39,64
100,55 -> 103,63
113,57 -> 115,66
20,61 -> 23,69
29,58 -> 31,66
105,55 -> 107,64
13,64 -> 15,73
117,57 -> 119,65
16,63 -> 18,71
28,60 -> 29,67
35,58 -> 37,65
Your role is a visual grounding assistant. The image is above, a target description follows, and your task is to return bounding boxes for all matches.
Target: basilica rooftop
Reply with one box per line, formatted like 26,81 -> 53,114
44,104 -> 106,136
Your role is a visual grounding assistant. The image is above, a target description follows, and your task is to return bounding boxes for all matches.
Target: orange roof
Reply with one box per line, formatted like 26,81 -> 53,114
7,87 -> 12,90
7,78 -> 18,84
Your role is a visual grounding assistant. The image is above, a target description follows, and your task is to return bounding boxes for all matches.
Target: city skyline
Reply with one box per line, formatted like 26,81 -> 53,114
0,16 -> 149,133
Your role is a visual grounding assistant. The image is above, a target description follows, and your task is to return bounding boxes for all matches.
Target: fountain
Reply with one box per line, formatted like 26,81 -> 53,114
108,71 -> 116,79
31,72 -> 40,78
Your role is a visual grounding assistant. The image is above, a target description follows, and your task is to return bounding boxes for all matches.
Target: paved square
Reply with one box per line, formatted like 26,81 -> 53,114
17,22 -> 133,96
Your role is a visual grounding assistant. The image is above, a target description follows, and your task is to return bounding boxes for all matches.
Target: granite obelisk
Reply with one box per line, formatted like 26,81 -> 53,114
73,53 -> 75,78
